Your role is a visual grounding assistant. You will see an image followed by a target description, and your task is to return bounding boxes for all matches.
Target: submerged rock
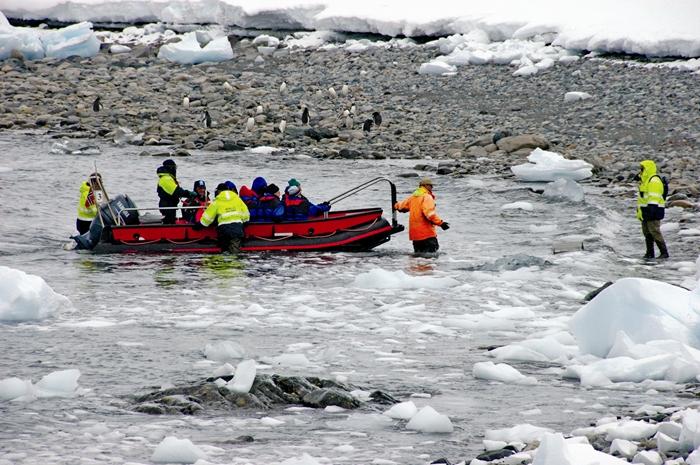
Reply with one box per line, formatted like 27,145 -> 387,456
132,373 -> 395,414
467,254 -> 551,272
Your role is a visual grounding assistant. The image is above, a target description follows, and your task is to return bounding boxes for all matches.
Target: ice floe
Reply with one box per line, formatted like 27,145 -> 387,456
405,405 -> 453,433
542,178 -> 584,202
473,361 -> 537,385
225,359 -> 256,393
511,148 -> 593,182
151,436 -> 207,464
0,369 -> 82,401
0,265 -> 72,322
354,268 -> 460,289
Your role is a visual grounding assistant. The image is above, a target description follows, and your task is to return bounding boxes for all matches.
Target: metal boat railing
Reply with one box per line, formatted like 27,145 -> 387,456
324,177 -> 399,228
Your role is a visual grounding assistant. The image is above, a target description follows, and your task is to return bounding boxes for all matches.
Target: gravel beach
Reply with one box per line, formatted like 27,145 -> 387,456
1,38 -> 699,192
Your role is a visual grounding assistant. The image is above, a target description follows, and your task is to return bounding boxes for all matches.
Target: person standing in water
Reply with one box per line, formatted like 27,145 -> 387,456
394,177 -> 449,254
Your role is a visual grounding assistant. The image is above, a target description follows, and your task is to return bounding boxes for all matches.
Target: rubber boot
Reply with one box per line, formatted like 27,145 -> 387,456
656,240 -> 669,259
643,237 -> 655,259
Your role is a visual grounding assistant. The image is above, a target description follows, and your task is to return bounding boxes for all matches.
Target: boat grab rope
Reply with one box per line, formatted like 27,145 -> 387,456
339,217 -> 379,232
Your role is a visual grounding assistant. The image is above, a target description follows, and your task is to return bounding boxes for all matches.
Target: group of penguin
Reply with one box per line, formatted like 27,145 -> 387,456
91,82 -> 384,137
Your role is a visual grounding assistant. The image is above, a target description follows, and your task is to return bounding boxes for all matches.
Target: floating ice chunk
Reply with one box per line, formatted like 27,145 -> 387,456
212,363 -> 235,378
354,268 -> 459,289
533,432 -> 627,465
204,341 -> 245,361
35,369 -> 81,397
151,436 -> 207,464
405,406 -> 453,433
113,126 -> 144,145
679,409 -> 700,452
418,60 -> 456,76
604,420 -> 658,441
50,139 -> 101,155
250,146 -> 279,154
655,431 -> 680,453
0,377 -> 33,401
226,359 -> 256,394
485,424 -> 553,443
384,401 -> 418,420
542,178 -> 584,202
260,417 -> 284,426
158,32 -> 233,65
500,201 -> 534,211
564,91 -> 593,102
511,148 -> 593,182
473,361 -> 537,384
609,438 -> 638,458
0,266 -> 72,322
569,278 -> 700,358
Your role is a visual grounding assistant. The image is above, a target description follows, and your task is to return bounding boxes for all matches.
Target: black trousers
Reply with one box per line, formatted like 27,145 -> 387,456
412,237 -> 439,253
76,219 -> 92,234
218,223 -> 245,253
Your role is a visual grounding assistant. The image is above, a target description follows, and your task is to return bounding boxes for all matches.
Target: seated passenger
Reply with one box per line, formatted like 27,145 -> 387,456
282,180 -> 331,221
239,185 -> 258,211
256,183 -> 285,222
182,179 -> 210,223
251,177 -> 268,197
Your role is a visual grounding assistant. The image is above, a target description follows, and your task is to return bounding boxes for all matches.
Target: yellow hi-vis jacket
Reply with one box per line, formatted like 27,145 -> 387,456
637,160 -> 665,221
77,181 -> 97,221
200,190 -> 250,227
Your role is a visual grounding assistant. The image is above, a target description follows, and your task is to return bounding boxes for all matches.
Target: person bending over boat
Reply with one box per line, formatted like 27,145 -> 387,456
255,183 -> 285,222
394,177 -> 449,254
182,179 -> 210,223
282,179 -> 331,220
76,172 -> 101,234
195,182 -> 250,253
157,159 -> 195,224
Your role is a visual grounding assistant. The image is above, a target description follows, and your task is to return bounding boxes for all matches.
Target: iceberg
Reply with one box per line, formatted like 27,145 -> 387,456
511,148 -> 593,182
157,32 -> 233,64
0,11 -> 99,60
542,178 -> 584,202
0,266 -> 72,322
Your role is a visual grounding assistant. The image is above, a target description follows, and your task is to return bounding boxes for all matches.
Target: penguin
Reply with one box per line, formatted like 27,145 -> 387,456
362,119 -> 373,133
278,119 -> 287,134
246,117 -> 255,132
372,111 -> 382,127
182,96 -> 190,108
350,105 -> 356,115
301,107 -> 310,125
201,110 -> 212,129
342,109 -> 350,117
315,89 -> 323,99
92,96 -> 103,112
279,82 -> 287,94
328,87 -> 337,99
345,115 -> 353,129
223,81 -> 233,92
256,105 -> 263,115
341,84 -> 349,96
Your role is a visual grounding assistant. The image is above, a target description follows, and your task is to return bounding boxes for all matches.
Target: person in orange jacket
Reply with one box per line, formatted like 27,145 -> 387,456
394,177 -> 449,253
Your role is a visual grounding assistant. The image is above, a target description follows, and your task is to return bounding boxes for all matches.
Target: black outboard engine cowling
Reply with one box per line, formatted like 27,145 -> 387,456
73,195 -> 138,250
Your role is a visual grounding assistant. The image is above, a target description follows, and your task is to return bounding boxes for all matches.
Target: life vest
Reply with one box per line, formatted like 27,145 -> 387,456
283,194 -> 310,220
200,190 -> 250,227
157,168 -> 180,206
77,181 -> 97,221
637,160 -> 665,221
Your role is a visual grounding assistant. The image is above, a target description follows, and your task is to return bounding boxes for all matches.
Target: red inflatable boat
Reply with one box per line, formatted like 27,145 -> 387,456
72,178 -> 404,253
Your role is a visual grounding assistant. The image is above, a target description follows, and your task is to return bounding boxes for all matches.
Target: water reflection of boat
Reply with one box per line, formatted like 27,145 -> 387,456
71,178 -> 404,254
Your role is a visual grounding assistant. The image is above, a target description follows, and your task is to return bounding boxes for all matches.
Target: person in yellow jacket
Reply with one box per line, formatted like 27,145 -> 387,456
75,173 -> 101,234
637,160 -> 669,259
394,177 -> 449,253
157,159 -> 195,224
196,182 -> 250,253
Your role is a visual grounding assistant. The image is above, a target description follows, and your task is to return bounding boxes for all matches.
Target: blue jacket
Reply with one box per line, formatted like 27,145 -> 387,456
254,194 -> 285,222
282,193 -> 330,220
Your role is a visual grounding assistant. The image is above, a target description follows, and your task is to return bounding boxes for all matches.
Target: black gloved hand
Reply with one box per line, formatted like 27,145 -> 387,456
320,201 -> 330,208
192,222 -> 204,231
440,222 -> 450,231
188,190 -> 198,200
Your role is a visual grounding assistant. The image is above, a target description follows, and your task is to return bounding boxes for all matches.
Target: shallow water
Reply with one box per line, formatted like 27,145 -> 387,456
0,132 -> 697,465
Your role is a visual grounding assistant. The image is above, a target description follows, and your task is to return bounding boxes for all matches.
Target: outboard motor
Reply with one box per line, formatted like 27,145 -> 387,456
73,195 -> 138,250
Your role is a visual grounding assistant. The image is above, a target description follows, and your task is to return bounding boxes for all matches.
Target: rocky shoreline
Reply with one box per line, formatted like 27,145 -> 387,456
1,39 -> 699,195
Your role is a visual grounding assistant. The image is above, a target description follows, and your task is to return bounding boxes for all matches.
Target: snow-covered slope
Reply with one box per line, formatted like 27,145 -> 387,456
2,0 -> 699,57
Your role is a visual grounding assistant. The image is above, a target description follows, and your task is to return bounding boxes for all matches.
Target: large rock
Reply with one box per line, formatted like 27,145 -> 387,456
496,134 -> 550,153
132,374 -> 395,414
304,127 -> 338,141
